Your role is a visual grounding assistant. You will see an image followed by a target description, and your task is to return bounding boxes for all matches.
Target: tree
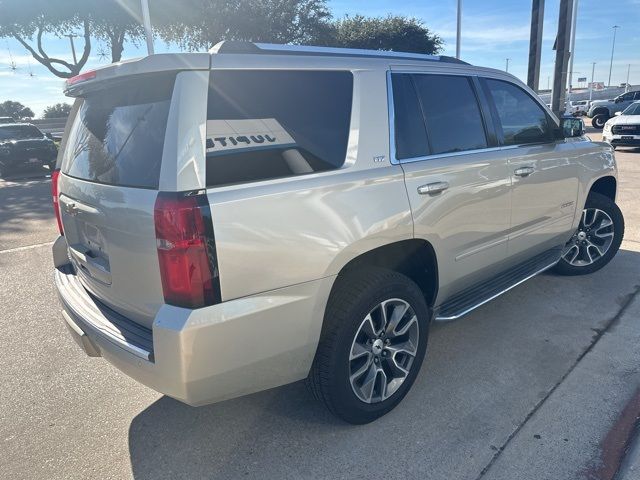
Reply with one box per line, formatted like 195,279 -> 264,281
0,0 -> 155,76
0,101 -> 34,120
42,103 -> 72,119
156,0 -> 332,50
319,15 -> 443,54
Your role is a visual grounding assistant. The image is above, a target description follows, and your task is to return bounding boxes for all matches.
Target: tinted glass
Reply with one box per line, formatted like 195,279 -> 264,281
206,70 -> 353,187
391,74 -> 429,159
634,92 -> 640,100
412,75 -> 488,155
623,103 -> 640,115
61,74 -> 175,188
0,125 -> 43,140
485,79 -> 551,145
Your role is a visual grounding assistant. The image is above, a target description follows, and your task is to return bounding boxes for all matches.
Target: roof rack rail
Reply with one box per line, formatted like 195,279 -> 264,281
209,41 -> 469,65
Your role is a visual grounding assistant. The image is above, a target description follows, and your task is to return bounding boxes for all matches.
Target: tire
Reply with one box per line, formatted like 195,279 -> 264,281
307,267 -> 430,424
592,114 -> 608,129
553,193 -> 624,276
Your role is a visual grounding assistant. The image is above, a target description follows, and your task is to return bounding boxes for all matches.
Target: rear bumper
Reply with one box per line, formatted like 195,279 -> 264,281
54,239 -> 334,406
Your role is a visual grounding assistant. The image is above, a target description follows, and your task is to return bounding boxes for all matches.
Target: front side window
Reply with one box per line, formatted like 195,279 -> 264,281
206,70 -> 353,187
484,79 -> 552,145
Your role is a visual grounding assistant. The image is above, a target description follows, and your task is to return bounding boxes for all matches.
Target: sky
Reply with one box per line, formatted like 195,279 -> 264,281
1,0 -> 639,117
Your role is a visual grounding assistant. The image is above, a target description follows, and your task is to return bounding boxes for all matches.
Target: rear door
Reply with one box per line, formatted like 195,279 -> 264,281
480,77 -> 578,259
391,71 -> 512,303
58,73 -> 177,328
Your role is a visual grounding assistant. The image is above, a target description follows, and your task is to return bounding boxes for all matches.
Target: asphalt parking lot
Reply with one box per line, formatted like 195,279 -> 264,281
1,134 -> 639,480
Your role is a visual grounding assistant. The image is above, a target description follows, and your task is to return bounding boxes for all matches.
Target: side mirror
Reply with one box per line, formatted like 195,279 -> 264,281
615,97 -> 623,103
615,111 -> 623,116
45,132 -> 54,140
561,117 -> 585,138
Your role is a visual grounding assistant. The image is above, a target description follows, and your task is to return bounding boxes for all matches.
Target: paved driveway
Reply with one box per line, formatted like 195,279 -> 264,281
1,138 -> 639,480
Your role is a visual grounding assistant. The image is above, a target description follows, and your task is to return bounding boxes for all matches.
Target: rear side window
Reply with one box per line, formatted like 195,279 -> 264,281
483,79 -> 552,146
61,73 -> 175,189
391,74 -> 429,159
412,74 -> 488,155
206,70 -> 353,187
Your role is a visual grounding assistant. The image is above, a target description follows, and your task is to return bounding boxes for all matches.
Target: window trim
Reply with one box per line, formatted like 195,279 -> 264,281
387,70 -> 499,165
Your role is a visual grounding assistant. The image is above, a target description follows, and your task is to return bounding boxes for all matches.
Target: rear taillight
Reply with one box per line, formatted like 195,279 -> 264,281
51,169 -> 64,235
154,191 -> 221,308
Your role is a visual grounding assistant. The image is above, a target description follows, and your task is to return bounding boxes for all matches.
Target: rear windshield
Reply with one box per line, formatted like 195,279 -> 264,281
0,125 -> 43,140
61,73 -> 175,189
206,70 -> 353,187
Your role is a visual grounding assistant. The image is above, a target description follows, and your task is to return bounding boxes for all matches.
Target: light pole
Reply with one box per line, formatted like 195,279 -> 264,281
589,61 -> 595,103
625,64 -> 631,92
505,58 -> 510,72
566,0 -> 578,103
456,0 -> 462,59
65,34 -> 78,64
607,25 -> 620,87
141,0 -> 154,55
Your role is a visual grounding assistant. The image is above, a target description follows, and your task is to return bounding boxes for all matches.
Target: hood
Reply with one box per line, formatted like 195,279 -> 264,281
607,114 -> 640,126
591,99 -> 613,106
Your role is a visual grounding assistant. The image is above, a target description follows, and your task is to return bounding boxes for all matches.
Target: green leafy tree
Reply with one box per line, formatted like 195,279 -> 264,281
156,0 -> 332,50
319,15 -> 443,54
42,103 -> 72,119
0,100 -> 34,119
0,0 -> 155,77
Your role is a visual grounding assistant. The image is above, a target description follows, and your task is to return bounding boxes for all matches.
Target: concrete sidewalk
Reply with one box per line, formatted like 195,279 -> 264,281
482,292 -> 640,480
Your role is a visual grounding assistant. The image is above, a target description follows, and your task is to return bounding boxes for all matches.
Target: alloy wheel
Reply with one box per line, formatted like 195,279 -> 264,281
349,298 -> 419,404
562,208 -> 615,267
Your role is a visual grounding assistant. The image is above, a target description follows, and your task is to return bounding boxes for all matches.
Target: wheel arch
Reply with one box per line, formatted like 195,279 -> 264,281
589,175 -> 617,202
332,239 -> 439,308
591,107 -> 610,117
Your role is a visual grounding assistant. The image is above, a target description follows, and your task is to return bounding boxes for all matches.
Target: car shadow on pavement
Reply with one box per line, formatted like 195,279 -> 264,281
0,171 -> 54,239
127,249 -> 640,480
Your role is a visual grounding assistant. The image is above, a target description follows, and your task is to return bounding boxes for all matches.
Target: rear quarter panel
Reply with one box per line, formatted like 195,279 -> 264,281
206,68 -> 413,301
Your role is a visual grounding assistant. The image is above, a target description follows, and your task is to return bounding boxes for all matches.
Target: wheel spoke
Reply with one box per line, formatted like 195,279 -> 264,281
358,362 -> 378,403
350,353 -> 373,382
386,339 -> 418,357
350,341 -> 370,361
562,244 -> 580,264
384,301 -> 410,338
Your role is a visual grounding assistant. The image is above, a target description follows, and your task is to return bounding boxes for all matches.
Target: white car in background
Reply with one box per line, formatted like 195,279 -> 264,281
603,100 -> 640,149
568,100 -> 589,116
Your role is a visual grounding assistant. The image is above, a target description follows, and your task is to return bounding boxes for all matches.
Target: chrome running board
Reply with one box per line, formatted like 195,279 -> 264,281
435,247 -> 563,321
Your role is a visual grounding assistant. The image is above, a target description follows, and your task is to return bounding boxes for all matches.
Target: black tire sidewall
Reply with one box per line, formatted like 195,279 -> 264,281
554,193 -> 624,276
322,271 -> 430,423
592,115 -> 607,129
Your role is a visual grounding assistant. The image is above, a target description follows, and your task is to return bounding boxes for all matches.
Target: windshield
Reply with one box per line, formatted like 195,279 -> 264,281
61,73 -> 175,189
622,103 -> 640,115
0,125 -> 44,141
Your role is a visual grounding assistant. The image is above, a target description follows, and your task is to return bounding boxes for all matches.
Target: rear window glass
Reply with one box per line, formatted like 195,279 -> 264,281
61,73 -> 175,189
206,70 -> 353,187
0,125 -> 43,140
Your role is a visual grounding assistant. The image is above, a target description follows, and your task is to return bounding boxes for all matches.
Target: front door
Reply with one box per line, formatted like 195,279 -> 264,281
481,77 -> 579,259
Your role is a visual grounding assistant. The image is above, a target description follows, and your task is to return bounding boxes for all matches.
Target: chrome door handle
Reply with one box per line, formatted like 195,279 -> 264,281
417,181 -> 449,195
514,166 -> 535,177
